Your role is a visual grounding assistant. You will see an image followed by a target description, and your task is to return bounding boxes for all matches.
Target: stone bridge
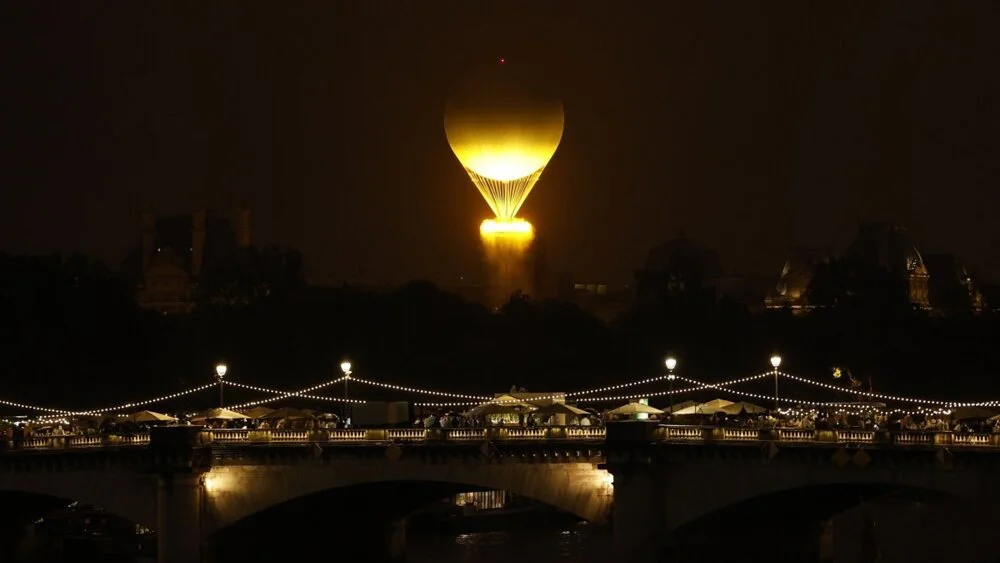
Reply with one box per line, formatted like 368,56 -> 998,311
0,427 -> 609,563
4,424 -> 1000,562
605,422 -> 1000,562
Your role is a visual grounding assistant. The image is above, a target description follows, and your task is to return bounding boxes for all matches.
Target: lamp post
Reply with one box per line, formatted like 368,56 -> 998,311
665,357 -> 678,416
215,363 -> 228,408
770,354 -> 782,412
340,360 -> 352,426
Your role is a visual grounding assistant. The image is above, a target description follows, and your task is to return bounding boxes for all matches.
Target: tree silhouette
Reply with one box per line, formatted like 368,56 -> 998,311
1,251 -> 1000,414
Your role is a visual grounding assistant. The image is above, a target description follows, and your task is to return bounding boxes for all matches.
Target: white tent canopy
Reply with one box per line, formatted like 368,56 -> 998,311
127,410 -> 177,423
607,402 -> 665,416
672,399 -> 735,415
533,403 -> 589,417
191,408 -> 248,421
720,401 -> 768,415
242,406 -> 274,419
662,400 -> 698,414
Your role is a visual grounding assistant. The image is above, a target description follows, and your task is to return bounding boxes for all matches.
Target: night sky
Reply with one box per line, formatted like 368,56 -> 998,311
3,1 -> 999,286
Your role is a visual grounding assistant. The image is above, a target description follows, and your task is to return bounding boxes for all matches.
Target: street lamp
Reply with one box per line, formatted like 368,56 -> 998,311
665,357 -> 678,417
340,360 -> 353,425
770,354 -> 782,412
215,363 -> 228,408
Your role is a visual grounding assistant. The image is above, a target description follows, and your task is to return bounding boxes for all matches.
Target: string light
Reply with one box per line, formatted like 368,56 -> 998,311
7,366 -> 1000,419
566,371 -> 700,397
23,384 -> 217,419
0,398 -> 68,415
576,372 -> 772,403
411,390 -> 574,408
778,372 -> 1000,407
413,372 -> 775,408
347,376 -> 492,400
225,378 -> 346,398
778,406 -> 954,418
412,400 -> 482,408
25,384 -> 217,424
674,375 -> 916,408
226,378 -> 367,410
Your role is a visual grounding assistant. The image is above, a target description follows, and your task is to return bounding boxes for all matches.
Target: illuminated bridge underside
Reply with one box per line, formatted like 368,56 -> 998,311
466,166 -> 544,220
204,451 -> 612,533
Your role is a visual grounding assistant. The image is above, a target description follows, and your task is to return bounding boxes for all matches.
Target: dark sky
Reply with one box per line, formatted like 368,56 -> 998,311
2,1 -> 999,286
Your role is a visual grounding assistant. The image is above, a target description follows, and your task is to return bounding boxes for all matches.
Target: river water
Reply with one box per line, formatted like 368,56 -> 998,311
13,525 -> 611,563
408,523 -> 611,563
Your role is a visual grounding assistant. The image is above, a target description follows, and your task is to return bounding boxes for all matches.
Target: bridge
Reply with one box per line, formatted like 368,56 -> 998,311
9,423 -> 1000,449
4,424 -> 1000,562
4,365 -> 1000,561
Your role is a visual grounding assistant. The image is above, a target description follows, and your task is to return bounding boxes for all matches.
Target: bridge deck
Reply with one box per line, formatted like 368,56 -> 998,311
0,425 -> 996,454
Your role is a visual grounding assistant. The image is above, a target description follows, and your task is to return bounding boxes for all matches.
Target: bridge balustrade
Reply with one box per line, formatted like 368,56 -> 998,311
329,429 -> 366,441
386,428 -> 430,441
157,427 -> 1000,448
2,433 -> 151,451
952,433 -> 991,446
7,426 -> 1000,451
566,427 -> 606,439
720,428 -> 758,441
662,426 -> 703,440
445,428 -> 490,440
892,432 -> 932,445
777,428 -> 815,441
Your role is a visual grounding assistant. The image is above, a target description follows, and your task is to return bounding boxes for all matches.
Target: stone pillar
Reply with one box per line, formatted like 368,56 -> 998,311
383,518 -> 406,563
610,463 -> 666,560
605,421 -> 667,559
150,425 -> 210,563
157,472 -> 203,563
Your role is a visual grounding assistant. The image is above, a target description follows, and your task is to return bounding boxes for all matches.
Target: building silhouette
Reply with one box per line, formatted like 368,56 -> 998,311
844,222 -> 930,309
122,209 -> 251,314
923,254 -> 985,315
765,222 -> 984,315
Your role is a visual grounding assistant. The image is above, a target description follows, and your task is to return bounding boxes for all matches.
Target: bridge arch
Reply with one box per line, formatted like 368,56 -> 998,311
675,483 -> 948,532
664,482 -> 998,563
659,454 -> 975,532
201,457 -> 612,535
0,470 -> 157,528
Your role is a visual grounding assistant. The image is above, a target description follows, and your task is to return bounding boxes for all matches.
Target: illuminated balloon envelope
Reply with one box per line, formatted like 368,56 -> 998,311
444,64 -> 564,220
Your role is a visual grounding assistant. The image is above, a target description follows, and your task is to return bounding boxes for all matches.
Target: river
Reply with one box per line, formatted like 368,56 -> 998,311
408,523 -> 611,563
13,524 -> 611,563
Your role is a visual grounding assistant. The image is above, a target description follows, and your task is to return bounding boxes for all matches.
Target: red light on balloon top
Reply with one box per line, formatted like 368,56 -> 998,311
498,57 -> 506,65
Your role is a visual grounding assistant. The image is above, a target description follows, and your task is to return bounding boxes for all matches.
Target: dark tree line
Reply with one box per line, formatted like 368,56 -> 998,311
1,251 -> 999,413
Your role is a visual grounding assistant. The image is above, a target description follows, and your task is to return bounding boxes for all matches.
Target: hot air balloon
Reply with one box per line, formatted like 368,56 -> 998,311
444,62 -> 564,222
444,61 -> 562,308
